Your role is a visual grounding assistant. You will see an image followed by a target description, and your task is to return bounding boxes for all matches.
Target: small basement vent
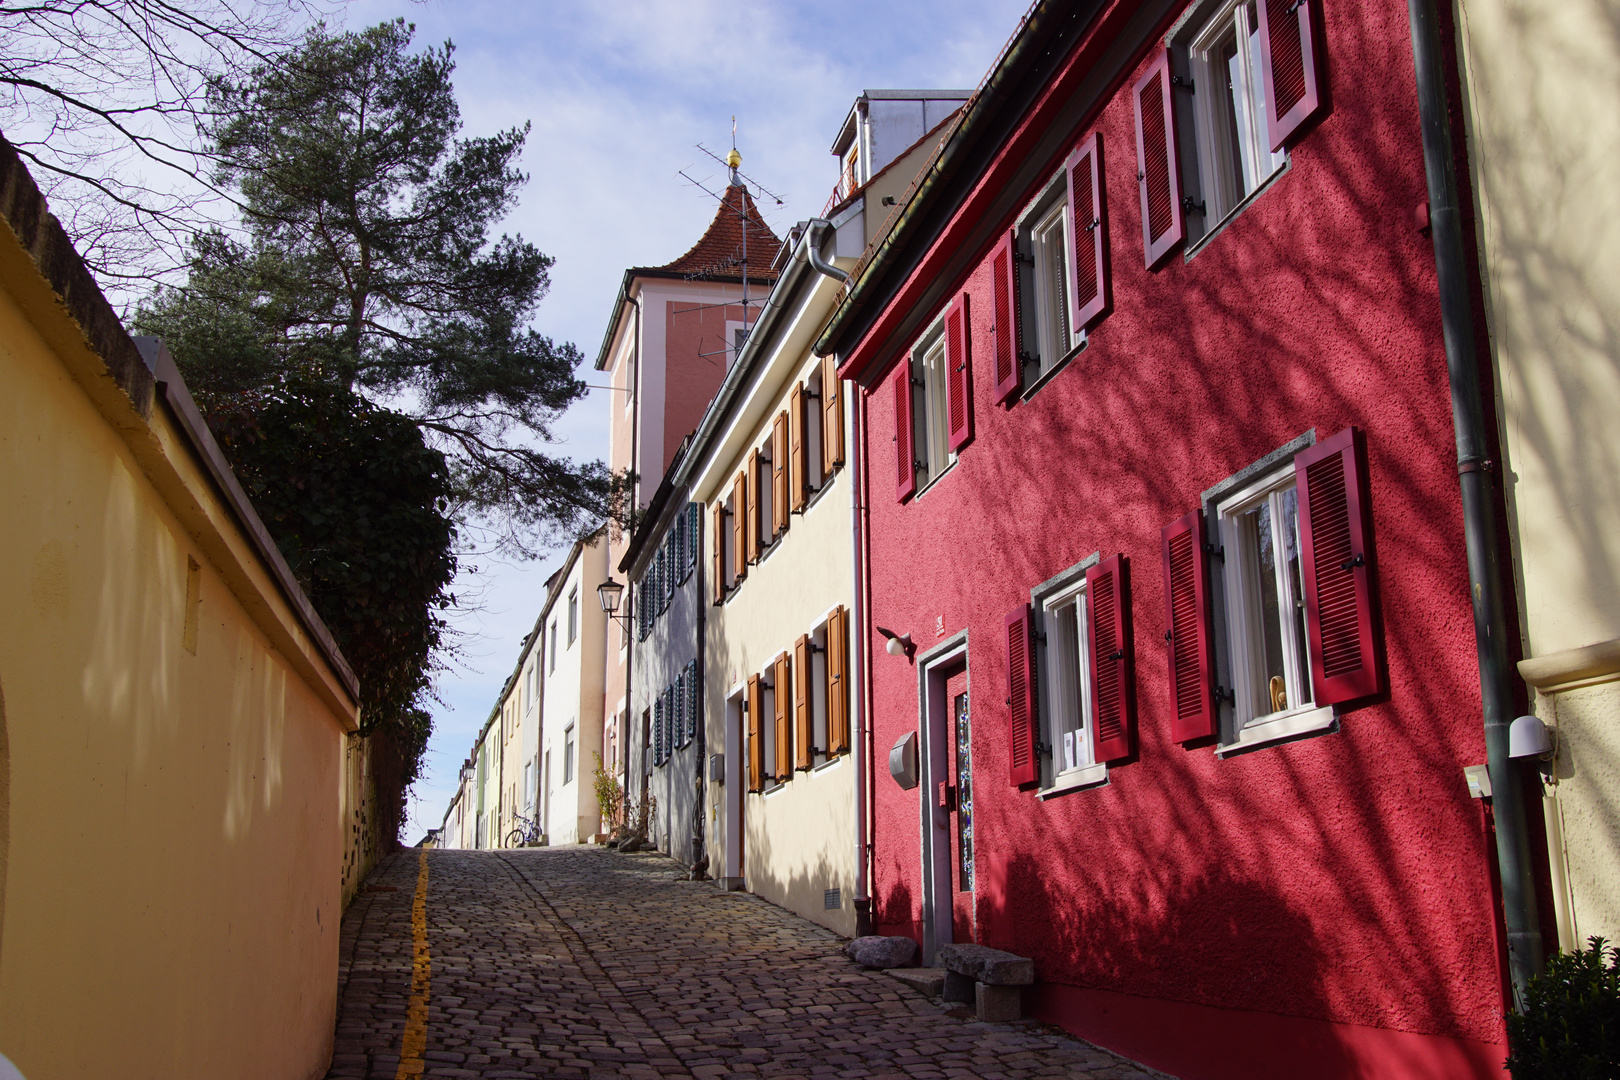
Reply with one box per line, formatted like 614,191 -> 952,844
823,888 -> 842,910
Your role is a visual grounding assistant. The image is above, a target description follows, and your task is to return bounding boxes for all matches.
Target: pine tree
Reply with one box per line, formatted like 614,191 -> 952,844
140,19 -> 621,555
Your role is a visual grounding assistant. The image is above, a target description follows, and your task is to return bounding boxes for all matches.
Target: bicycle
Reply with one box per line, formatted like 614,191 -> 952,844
505,812 -> 544,848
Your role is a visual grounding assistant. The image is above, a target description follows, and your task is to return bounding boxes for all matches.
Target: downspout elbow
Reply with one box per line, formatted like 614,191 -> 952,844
806,218 -> 851,284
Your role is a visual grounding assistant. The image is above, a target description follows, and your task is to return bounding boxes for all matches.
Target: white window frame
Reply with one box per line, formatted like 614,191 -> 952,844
808,615 -> 834,770
1186,0 -> 1288,229
726,319 -> 749,367
909,325 -> 955,489
1014,171 -> 1083,384
563,722 -> 576,785
567,587 -> 579,646
1213,464 -> 1334,751
1034,562 -> 1109,796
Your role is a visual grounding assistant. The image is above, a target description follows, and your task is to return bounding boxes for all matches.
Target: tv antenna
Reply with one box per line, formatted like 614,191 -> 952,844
673,117 -> 784,346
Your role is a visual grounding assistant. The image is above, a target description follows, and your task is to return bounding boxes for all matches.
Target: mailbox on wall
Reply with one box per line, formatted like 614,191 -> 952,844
889,731 -> 919,790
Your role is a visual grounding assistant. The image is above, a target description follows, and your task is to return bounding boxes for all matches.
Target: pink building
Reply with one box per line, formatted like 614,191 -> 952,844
593,186 -> 781,801
815,1 -> 1542,1077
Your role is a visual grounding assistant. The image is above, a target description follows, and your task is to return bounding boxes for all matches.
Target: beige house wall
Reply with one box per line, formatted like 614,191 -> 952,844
0,168 -> 358,1077
695,268 -> 858,937
1457,0 -> 1620,952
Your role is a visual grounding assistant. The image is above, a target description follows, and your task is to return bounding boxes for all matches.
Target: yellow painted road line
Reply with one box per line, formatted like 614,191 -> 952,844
395,848 -> 430,1078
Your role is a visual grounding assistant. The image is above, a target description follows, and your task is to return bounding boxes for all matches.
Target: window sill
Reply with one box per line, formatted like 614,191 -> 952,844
796,471 -> 838,516
1020,336 -> 1088,403
762,779 -> 789,798
1039,761 -> 1108,799
1217,704 -> 1335,757
911,456 -> 959,502
812,754 -> 845,775
1184,158 -> 1291,263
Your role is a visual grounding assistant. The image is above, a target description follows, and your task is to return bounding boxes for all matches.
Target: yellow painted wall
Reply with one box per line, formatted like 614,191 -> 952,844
1458,0 -> 1620,952
0,222 -> 357,1076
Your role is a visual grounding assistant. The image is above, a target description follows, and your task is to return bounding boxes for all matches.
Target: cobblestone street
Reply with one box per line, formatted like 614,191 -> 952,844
327,847 -> 1167,1079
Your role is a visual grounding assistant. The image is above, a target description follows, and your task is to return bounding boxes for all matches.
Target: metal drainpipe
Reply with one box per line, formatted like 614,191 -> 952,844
806,218 -> 851,284
1407,0 -> 1543,1003
694,506 -> 708,873
623,294 -> 641,815
804,214 -> 867,932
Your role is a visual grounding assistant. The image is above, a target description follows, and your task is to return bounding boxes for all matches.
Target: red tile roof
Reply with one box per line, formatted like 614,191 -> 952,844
653,184 -> 783,281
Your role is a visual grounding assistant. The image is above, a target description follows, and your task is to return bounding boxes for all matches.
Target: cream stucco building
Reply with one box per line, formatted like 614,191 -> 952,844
0,141 -> 362,1079
535,532 -> 609,845
1457,0 -> 1620,952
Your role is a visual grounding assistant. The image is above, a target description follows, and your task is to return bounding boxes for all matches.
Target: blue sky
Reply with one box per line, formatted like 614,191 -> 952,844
335,0 -> 1033,842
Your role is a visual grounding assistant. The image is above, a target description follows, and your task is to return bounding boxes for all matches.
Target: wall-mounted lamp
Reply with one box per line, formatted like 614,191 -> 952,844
1509,714 -> 1554,761
876,625 -> 913,658
596,578 -> 629,629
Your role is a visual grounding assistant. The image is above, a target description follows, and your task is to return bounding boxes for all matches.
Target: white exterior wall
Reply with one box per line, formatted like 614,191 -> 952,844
628,499 -> 705,865
539,537 -> 609,845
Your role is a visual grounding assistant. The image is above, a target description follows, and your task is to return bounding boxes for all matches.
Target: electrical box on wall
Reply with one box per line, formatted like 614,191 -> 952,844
709,753 -> 725,783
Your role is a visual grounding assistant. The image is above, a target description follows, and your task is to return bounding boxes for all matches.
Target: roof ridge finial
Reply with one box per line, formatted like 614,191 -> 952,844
726,115 -> 743,187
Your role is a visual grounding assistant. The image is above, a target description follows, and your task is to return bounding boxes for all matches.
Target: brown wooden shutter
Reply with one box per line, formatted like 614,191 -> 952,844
1133,50 -> 1184,269
1066,132 -> 1110,331
789,383 -> 808,513
1258,0 -> 1327,152
945,292 -> 973,451
1086,554 -> 1136,762
711,502 -> 725,605
1005,604 -> 1038,787
1295,426 -> 1383,705
746,673 -> 763,792
989,230 -> 1021,404
827,605 -> 849,755
822,353 -> 845,474
731,474 -> 747,584
773,653 -> 792,781
1161,510 -> 1215,743
892,359 -> 917,503
746,448 -> 761,563
794,634 -> 813,770
771,411 -> 789,536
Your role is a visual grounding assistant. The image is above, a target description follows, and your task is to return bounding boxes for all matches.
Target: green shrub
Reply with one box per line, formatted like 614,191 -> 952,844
1507,937 -> 1620,1079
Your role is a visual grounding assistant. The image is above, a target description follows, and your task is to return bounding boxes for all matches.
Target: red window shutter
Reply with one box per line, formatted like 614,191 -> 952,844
892,360 -> 917,502
1066,132 -> 1110,331
1132,50 -> 1184,269
746,673 -> 763,792
989,230 -> 1021,404
1295,426 -> 1384,705
1258,0 -> 1327,152
945,292 -> 973,451
789,383 -> 807,514
1161,511 -> 1215,742
1005,604 -> 1038,787
771,411 -> 789,536
826,605 -> 849,755
794,634 -> 813,770
822,353 -> 845,473
711,502 -> 725,605
1086,554 -> 1136,762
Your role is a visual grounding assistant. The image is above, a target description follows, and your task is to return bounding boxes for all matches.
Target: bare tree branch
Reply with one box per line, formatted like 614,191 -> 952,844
0,0 -> 334,295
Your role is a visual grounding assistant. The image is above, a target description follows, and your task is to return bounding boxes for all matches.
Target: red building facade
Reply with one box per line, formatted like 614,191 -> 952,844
818,1 -> 1523,1076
